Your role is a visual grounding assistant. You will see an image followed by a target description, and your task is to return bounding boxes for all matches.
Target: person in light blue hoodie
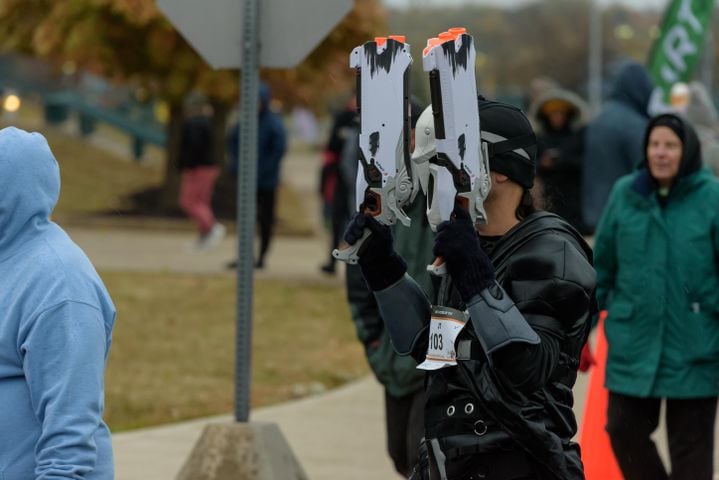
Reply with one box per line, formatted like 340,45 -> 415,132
0,127 -> 116,479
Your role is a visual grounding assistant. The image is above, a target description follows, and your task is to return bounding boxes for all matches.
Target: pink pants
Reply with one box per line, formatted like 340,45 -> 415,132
179,165 -> 220,234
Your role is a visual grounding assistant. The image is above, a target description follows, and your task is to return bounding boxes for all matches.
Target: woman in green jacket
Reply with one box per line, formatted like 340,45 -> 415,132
594,113 -> 719,480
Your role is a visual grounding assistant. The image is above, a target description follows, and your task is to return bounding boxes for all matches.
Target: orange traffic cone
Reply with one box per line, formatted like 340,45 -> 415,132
579,311 -> 623,479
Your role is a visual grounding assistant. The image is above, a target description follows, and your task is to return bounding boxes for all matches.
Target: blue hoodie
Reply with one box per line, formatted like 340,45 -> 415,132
0,127 -> 115,479
227,84 -> 287,189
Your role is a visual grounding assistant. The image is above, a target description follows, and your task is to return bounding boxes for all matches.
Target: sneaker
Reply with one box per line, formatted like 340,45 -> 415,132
195,223 -> 226,251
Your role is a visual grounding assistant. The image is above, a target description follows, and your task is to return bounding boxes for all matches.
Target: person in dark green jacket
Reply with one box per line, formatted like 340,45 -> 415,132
345,194 -> 433,476
594,113 -> 719,480
344,101 -> 432,477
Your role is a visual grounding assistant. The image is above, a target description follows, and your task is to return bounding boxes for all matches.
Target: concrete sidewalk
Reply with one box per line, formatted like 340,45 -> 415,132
112,377 -> 402,480
68,226 -> 339,281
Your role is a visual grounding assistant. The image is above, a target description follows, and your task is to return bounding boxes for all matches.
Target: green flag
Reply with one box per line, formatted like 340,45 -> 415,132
647,0 -> 715,102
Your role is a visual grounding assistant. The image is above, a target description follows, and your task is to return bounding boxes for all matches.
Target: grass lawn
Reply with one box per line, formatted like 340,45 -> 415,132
1,105 -> 165,216
48,130 -> 165,216
102,271 -> 368,432
3,103 -> 351,431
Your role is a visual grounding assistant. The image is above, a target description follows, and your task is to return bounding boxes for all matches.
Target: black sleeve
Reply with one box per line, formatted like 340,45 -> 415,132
489,241 -> 595,395
491,303 -> 577,394
345,264 -> 383,347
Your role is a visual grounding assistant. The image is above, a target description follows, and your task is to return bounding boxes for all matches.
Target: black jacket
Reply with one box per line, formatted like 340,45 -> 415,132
178,115 -> 214,170
417,212 -> 596,479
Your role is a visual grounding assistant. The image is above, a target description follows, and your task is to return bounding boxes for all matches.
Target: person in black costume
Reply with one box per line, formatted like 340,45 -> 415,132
343,99 -> 597,480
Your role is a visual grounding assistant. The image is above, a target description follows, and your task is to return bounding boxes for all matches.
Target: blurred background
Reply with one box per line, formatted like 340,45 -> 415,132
0,0 -> 714,446
0,0 -> 707,220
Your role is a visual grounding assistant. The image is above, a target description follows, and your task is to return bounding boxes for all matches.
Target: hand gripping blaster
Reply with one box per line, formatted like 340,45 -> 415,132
332,36 -> 413,265
422,28 -> 491,275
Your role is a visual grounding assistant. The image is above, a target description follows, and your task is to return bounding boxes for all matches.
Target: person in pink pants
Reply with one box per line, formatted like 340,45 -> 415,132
178,94 -> 225,250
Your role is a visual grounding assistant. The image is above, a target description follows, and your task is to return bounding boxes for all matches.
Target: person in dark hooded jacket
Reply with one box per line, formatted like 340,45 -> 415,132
582,61 -> 654,232
593,113 -> 719,480
529,88 -> 589,233
227,84 -> 287,268
343,99 -> 597,480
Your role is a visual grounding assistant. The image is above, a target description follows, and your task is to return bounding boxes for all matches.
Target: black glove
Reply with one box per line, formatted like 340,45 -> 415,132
343,212 -> 406,291
433,205 -> 495,302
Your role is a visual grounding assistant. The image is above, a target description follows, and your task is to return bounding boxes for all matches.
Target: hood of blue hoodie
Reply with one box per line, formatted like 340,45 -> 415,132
0,127 -> 59,260
609,62 -> 654,117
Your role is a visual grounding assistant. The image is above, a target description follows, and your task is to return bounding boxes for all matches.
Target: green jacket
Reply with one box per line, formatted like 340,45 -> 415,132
345,194 -> 434,397
594,168 -> 719,398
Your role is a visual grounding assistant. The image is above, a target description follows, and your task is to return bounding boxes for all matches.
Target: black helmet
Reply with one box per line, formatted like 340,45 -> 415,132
478,99 -> 537,188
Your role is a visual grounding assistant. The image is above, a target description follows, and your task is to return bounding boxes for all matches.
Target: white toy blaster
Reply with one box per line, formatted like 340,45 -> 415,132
333,35 -> 413,265
422,28 -> 491,275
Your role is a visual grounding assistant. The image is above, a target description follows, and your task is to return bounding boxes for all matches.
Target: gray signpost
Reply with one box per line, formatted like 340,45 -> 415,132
234,0 -> 260,425
588,0 -> 602,117
157,0 -> 352,477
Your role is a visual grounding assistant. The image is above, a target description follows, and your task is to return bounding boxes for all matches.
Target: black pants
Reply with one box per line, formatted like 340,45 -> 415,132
385,388 -> 425,477
606,392 -> 717,480
256,188 -> 277,264
412,445 -> 536,480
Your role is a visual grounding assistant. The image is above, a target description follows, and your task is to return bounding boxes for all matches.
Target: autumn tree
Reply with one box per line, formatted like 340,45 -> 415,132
0,0 -> 387,212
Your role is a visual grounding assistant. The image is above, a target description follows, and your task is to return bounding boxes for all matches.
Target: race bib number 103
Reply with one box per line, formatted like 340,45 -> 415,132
417,306 -> 468,371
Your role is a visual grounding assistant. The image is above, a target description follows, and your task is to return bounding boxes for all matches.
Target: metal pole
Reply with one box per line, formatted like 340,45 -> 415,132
588,0 -> 602,117
235,0 -> 259,422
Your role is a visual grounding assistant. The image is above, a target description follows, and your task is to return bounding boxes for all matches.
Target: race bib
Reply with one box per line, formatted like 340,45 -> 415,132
417,306 -> 468,371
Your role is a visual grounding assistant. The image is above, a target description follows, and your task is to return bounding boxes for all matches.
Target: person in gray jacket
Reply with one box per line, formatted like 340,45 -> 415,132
582,61 -> 654,232
683,81 -> 719,177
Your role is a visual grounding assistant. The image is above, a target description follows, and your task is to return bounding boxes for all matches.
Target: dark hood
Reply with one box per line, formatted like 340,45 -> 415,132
641,113 -> 702,177
528,88 -> 589,133
632,113 -> 703,199
609,62 -> 654,117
